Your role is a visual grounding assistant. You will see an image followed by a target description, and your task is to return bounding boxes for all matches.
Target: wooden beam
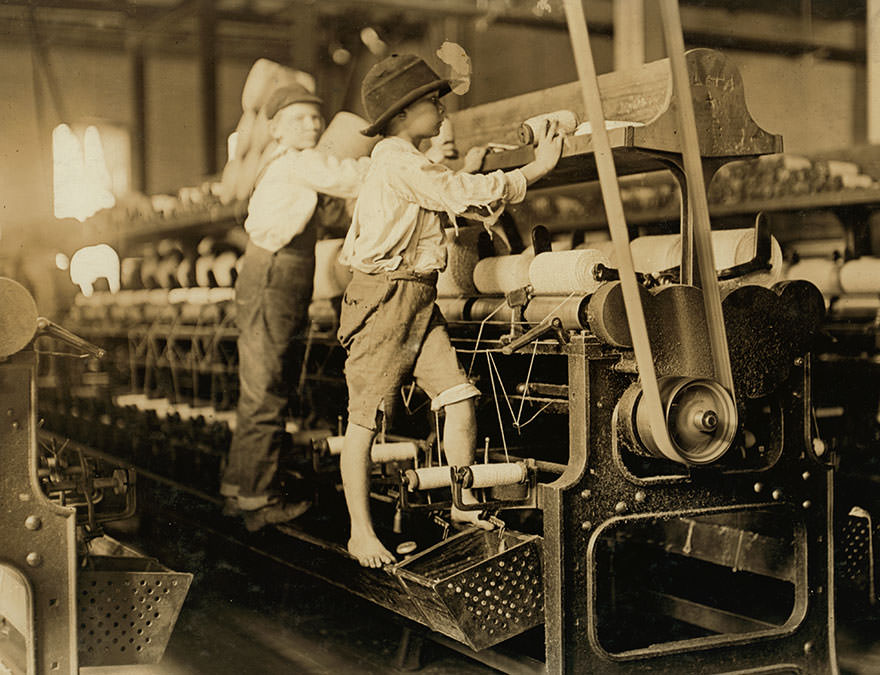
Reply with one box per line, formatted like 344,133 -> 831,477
198,0 -> 217,175
613,0 -> 645,69
131,46 -> 147,192
869,0 -> 880,142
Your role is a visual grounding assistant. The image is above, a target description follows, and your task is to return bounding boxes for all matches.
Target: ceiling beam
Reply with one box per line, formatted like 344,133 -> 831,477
0,0 -> 868,64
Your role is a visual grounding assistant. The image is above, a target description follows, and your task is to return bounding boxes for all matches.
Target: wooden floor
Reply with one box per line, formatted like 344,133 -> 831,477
73,514 -> 880,675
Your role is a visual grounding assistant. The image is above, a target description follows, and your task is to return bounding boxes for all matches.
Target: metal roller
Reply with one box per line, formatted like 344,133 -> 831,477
404,466 -> 453,491
461,462 -> 527,489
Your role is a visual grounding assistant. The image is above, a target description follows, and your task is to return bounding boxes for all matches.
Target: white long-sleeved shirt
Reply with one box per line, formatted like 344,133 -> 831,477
245,146 -> 370,253
339,137 -> 527,275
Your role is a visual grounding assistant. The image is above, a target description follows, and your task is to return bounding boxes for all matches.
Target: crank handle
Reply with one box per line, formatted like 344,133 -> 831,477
37,317 -> 106,359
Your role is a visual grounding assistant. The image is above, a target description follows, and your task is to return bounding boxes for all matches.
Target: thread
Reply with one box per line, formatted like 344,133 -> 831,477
313,239 -> 351,299
839,257 -> 880,294
436,226 -> 483,297
466,462 -> 527,488
405,466 -> 453,491
473,253 -> 534,295
518,110 -> 579,145
528,250 -> 609,295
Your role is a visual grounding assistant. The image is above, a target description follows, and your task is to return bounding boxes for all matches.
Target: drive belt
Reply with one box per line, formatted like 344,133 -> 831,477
562,0 -> 735,463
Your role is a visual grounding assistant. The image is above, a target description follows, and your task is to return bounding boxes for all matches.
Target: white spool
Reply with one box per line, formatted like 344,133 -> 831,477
467,462 -> 527,488
472,253 -> 534,295
313,239 -> 350,300
370,442 -> 419,463
324,437 -> 418,463
405,466 -> 453,491
785,258 -> 842,297
528,250 -> 609,295
839,257 -> 880,295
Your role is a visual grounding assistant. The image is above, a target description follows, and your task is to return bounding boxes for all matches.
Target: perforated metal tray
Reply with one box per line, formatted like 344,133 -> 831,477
77,555 -> 192,667
393,528 -> 543,651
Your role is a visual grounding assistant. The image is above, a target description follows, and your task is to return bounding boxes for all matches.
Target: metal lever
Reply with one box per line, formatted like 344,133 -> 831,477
36,317 -> 106,359
501,317 -> 569,355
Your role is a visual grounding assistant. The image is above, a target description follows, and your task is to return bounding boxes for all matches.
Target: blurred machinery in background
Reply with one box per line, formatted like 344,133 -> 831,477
19,46 -> 880,673
0,278 -> 191,675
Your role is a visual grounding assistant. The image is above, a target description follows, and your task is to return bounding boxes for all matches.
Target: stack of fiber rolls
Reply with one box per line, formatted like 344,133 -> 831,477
434,226 -> 608,330
432,226 -> 787,333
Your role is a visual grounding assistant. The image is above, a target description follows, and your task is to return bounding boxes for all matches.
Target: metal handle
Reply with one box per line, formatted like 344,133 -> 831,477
36,317 -> 106,359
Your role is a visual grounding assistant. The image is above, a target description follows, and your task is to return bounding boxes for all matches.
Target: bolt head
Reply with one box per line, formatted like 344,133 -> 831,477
634,490 -> 646,503
26,552 -> 42,567
614,501 -> 627,514
24,516 -> 42,531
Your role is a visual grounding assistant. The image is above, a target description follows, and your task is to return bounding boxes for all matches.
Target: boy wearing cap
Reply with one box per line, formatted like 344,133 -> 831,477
221,83 -> 369,532
338,54 -> 563,567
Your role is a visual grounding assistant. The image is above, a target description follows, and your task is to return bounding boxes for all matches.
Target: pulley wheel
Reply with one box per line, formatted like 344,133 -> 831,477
0,277 -> 38,358
626,376 -> 737,465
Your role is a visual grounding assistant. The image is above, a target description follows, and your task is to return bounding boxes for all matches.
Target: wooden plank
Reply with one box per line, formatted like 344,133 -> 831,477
450,48 -> 782,161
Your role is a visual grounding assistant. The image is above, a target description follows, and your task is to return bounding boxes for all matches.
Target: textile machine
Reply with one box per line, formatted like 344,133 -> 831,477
23,41 -> 850,674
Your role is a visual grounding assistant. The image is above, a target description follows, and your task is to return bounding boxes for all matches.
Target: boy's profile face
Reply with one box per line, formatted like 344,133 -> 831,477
269,102 -> 325,151
401,92 -> 445,139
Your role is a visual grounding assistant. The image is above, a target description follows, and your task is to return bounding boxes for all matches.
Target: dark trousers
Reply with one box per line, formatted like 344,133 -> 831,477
221,242 -> 314,510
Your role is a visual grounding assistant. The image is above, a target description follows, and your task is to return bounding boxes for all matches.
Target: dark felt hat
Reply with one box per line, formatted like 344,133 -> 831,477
360,54 -> 451,137
263,83 -> 323,119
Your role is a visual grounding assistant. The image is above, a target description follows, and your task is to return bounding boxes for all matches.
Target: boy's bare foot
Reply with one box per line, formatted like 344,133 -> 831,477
451,505 -> 495,530
348,534 -> 396,568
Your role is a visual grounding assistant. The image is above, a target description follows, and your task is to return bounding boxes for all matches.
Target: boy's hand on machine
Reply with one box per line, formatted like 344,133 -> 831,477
533,118 -> 564,173
348,535 -> 396,568
520,119 -> 564,185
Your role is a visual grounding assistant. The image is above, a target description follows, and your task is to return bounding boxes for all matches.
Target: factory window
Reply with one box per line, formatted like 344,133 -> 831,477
53,123 -> 130,222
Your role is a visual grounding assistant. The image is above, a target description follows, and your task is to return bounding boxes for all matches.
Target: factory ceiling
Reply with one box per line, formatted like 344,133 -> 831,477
0,0 -> 868,62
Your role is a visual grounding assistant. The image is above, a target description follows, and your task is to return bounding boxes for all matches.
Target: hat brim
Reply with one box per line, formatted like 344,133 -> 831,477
361,79 -> 452,137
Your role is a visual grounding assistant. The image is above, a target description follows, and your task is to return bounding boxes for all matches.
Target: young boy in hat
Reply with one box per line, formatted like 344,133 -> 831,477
221,83 -> 370,532
338,54 -> 563,567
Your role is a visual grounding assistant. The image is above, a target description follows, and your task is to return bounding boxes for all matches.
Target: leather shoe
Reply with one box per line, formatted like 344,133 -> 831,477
242,501 -> 311,532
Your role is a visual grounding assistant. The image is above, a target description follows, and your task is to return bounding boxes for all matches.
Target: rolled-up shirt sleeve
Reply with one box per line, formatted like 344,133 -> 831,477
285,150 -> 370,199
390,159 -> 527,216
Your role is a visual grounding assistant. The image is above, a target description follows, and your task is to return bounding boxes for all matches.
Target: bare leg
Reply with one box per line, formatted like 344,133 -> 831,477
442,399 -> 493,530
341,422 -> 396,567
